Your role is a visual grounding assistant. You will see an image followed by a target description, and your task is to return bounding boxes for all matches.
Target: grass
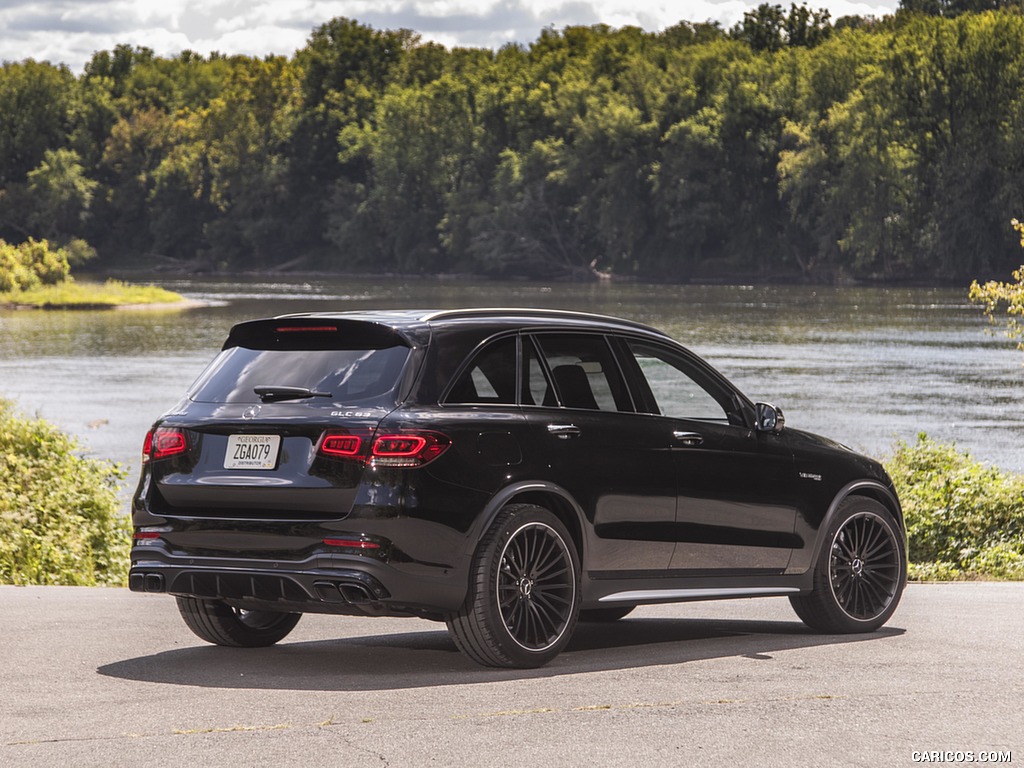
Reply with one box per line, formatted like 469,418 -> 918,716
1,278 -> 185,309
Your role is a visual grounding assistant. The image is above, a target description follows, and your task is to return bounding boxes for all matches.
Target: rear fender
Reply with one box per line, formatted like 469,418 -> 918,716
462,481 -> 589,564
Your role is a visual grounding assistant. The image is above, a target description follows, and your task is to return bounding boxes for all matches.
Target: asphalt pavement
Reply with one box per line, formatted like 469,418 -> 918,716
2,583 -> 1020,767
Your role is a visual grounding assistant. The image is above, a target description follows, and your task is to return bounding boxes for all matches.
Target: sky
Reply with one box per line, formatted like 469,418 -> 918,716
1,0 -> 901,72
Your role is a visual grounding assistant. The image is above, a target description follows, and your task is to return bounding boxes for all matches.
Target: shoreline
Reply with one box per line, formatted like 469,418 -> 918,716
0,298 -> 207,311
85,266 -> 976,290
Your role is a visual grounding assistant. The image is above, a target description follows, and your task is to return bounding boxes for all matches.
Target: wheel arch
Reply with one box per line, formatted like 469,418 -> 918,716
464,481 -> 587,564
809,479 -> 906,568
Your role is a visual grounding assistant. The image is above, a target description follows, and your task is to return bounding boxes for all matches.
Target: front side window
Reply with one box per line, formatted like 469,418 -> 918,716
624,341 -> 729,422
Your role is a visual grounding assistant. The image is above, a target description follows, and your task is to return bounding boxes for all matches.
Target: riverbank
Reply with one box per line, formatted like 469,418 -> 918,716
95,262 -> 980,289
0,279 -> 187,310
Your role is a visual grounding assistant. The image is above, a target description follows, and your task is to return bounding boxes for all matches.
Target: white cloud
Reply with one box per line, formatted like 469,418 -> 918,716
0,0 -> 902,71
195,25 -> 310,58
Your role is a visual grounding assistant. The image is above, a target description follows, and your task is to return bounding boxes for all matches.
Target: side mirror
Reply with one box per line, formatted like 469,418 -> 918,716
755,402 -> 785,434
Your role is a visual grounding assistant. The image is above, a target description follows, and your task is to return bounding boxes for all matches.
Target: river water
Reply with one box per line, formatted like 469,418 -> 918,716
1,277 -> 1022,498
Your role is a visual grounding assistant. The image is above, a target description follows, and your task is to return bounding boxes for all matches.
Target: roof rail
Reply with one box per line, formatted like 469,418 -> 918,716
418,307 -> 661,333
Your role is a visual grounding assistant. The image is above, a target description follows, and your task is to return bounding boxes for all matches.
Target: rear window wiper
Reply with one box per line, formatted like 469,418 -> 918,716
254,385 -> 333,403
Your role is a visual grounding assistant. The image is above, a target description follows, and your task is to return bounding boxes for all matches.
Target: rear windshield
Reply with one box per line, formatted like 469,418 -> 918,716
188,345 -> 411,405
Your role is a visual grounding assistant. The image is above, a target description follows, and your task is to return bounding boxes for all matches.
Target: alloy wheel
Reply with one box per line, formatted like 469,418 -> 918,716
495,522 -> 576,651
828,511 -> 902,621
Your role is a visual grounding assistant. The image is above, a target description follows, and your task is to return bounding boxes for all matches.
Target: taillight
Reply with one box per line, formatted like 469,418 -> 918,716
143,427 -> 187,462
371,432 -> 450,468
316,429 -> 449,467
319,434 -> 363,457
317,430 -> 372,462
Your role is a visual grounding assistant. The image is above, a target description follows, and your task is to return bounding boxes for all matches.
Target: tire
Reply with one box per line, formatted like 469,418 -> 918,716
790,497 -> 906,633
176,596 -> 301,647
446,504 -> 581,668
579,606 -> 634,623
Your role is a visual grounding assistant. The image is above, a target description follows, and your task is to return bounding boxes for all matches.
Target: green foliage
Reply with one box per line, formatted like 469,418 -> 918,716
0,238 -> 71,292
4,11 -> 1024,279
969,219 -> 1024,350
1,278 -> 184,308
898,0 -> 1024,17
0,400 -> 128,586
731,3 -> 833,51
885,434 -> 1024,580
26,148 -> 98,240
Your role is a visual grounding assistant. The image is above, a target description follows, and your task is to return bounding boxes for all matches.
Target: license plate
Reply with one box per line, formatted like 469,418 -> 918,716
225,434 -> 280,470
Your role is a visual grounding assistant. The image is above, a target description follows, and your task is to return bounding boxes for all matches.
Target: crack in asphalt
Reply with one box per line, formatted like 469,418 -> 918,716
5,717 -> 374,748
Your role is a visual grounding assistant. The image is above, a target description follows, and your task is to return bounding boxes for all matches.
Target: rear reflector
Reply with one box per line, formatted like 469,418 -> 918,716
133,532 -> 161,540
323,538 -> 381,550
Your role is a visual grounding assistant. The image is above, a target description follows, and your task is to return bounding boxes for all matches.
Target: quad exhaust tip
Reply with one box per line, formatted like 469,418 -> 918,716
129,572 -> 166,593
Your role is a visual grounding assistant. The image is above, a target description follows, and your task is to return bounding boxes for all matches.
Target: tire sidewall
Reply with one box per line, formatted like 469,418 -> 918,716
477,505 -> 581,667
818,498 -> 907,632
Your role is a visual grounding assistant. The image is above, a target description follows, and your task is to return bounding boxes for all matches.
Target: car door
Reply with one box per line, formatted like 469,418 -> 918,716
520,333 -> 677,575
616,338 -> 800,574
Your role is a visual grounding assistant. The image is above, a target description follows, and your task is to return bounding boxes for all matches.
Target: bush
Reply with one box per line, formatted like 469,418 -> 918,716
885,434 -> 1024,580
0,238 -> 72,292
0,399 -> 128,585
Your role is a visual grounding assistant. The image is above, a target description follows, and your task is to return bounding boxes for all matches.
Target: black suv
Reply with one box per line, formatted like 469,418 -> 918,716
131,308 -> 906,668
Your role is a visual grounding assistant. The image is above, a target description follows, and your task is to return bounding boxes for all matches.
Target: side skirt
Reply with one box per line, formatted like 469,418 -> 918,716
598,586 -> 800,604
581,571 -> 812,609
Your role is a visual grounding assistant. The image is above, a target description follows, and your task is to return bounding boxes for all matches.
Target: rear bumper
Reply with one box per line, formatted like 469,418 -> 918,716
129,547 -> 468,618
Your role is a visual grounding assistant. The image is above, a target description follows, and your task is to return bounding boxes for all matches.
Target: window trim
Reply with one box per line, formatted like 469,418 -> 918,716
611,335 -> 753,427
528,331 -> 637,413
439,331 -> 522,408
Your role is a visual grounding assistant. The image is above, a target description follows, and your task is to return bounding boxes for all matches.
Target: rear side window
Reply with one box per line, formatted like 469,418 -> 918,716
189,345 -> 410,404
534,334 -> 632,412
445,337 -> 517,405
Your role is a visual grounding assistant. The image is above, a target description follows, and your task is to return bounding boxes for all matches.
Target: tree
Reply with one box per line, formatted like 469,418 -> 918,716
0,61 -> 76,242
289,18 -> 415,257
969,219 -> 1024,351
898,0 -> 1024,17
732,4 -> 833,51
200,57 -> 302,267
25,149 -> 98,241
93,108 -> 176,258
329,74 -> 479,272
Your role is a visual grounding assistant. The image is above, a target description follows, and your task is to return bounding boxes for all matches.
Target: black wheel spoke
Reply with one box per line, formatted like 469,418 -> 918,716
834,535 -> 856,561
857,572 -> 883,604
829,511 -> 902,621
860,530 -> 890,561
535,564 -> 570,584
495,521 -> 576,652
528,600 -> 557,638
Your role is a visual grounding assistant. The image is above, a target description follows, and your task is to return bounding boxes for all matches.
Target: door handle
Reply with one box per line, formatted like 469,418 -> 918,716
547,424 -> 581,439
672,430 -> 704,446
